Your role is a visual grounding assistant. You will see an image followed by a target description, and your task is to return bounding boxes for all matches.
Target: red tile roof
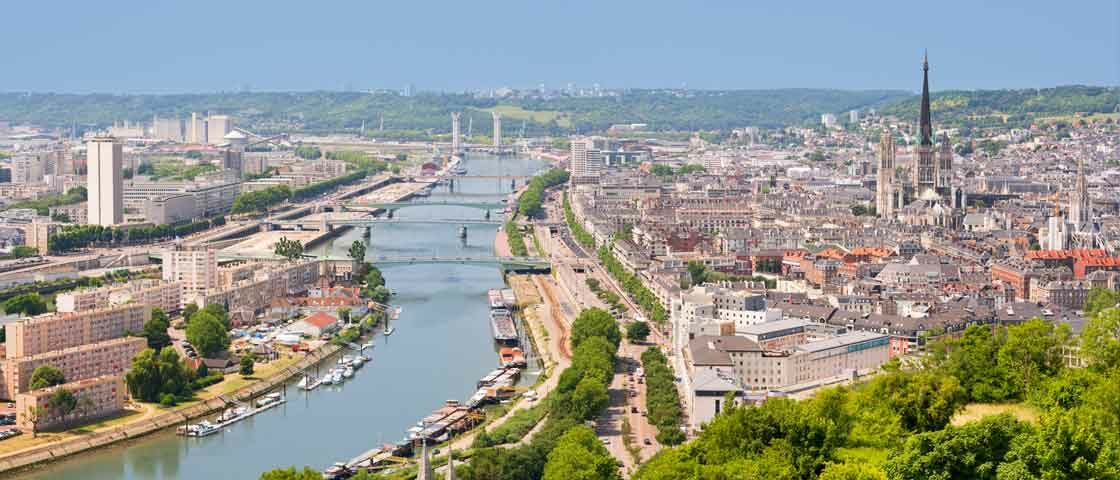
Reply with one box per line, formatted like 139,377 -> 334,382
302,312 -> 339,328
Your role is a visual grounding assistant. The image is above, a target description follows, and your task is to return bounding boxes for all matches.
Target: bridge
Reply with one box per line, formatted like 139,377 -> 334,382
342,200 -> 507,211
199,251 -> 550,272
418,175 -> 531,181
270,218 -> 503,229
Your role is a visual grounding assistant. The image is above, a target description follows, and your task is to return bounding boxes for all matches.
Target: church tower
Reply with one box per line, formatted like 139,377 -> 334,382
913,51 -> 937,193
1069,157 -> 1091,227
937,133 -> 953,191
876,131 -> 896,218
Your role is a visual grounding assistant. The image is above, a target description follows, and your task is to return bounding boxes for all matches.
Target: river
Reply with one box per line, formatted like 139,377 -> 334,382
11,153 -> 547,480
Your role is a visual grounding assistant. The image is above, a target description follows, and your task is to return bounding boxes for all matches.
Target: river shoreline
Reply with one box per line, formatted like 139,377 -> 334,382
0,343 -> 344,475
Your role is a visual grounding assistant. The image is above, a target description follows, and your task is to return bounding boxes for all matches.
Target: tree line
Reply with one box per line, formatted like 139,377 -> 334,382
48,216 -> 225,253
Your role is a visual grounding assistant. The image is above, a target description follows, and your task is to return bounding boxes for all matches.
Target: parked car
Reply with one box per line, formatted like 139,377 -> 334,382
643,438 -> 652,446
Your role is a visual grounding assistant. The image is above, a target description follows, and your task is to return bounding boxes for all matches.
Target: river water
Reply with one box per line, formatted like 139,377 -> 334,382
12,153 -> 547,480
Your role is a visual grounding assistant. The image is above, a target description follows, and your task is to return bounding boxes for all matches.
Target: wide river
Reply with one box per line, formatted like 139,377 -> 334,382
11,153 -> 547,480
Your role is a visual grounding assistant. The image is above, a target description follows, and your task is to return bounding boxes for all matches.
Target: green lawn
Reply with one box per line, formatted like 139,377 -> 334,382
835,446 -> 889,467
951,403 -> 1040,426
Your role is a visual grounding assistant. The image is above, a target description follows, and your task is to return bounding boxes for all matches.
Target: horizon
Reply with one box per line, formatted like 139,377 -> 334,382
2,1 -> 1116,93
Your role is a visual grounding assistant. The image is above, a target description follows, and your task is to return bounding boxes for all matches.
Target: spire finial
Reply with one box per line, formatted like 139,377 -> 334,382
923,49 -> 928,70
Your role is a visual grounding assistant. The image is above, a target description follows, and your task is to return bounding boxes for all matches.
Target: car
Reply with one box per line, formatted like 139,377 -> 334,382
600,437 -> 610,445
630,406 -> 638,413
5,403 -> 12,408
643,438 -> 652,446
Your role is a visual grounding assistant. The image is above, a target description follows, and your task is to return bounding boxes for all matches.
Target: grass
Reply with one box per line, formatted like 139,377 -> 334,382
951,403 -> 1040,426
483,105 -> 572,128
1034,112 -> 1120,125
835,446 -> 890,467
0,405 -> 150,454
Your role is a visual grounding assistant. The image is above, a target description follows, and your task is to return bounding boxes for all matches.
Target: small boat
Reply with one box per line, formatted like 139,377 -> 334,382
338,355 -> 353,366
297,375 -> 311,390
217,406 -> 248,424
321,372 -> 335,385
384,326 -> 395,336
360,342 -> 375,350
257,392 -> 283,408
343,366 -> 354,379
188,420 -> 221,437
323,462 -> 354,480
331,371 -> 343,384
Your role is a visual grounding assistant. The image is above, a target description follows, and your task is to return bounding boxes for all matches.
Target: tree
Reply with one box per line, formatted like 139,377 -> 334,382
25,406 -> 47,437
186,312 -> 230,358
196,362 -> 210,378
1084,287 -> 1120,318
49,388 -> 79,425
998,318 -> 1069,394
1080,307 -> 1120,370
819,463 -> 887,480
10,245 -> 38,258
571,308 -> 621,350
885,414 -> 1028,480
626,321 -> 650,343
141,308 -> 172,350
369,285 -> 390,305
202,303 -> 230,329
125,347 -> 194,403
542,425 -> 620,480
273,237 -> 304,261
29,365 -> 66,390
347,240 -> 366,270
183,303 -> 199,321
997,409 -> 1119,480
240,355 -> 255,376
2,293 -> 48,316
259,466 -> 323,480
337,307 -> 351,324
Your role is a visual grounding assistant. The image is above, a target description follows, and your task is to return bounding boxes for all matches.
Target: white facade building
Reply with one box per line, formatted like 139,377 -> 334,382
87,138 -> 123,226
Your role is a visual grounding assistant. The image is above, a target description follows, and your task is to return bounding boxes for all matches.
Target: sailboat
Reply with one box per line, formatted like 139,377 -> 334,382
383,311 -> 395,336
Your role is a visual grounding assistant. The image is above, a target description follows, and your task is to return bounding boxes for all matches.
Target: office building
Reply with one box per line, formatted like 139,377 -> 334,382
569,137 -> 603,182
87,137 -> 124,226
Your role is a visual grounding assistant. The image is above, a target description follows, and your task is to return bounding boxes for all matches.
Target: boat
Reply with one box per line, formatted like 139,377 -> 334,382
184,420 -> 221,437
360,341 -> 375,350
384,326 -> 395,336
449,165 -> 468,175
257,392 -> 283,408
343,366 -> 354,379
331,371 -> 343,384
323,462 -> 355,480
500,347 -> 527,367
216,406 -> 248,424
338,355 -> 353,366
321,373 -> 335,386
489,309 -> 518,345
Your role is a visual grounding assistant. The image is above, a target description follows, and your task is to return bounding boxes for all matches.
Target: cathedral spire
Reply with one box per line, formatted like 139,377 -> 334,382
919,50 -> 933,146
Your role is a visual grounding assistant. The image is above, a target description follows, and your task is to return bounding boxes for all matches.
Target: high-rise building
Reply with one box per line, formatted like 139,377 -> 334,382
206,115 -> 232,145
153,115 -> 183,142
849,110 -> 859,123
188,113 -> 207,144
491,112 -> 502,147
913,52 -> 937,193
87,137 -> 123,226
162,243 -> 219,301
876,132 -> 896,218
569,137 -> 602,181
451,112 -> 461,155
820,113 -> 837,128
11,153 -> 45,184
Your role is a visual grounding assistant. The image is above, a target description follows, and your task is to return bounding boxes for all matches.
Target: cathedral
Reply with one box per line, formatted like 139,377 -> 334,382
878,52 -> 966,228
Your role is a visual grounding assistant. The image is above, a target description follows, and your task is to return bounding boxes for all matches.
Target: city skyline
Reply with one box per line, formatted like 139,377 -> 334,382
1,1 -> 1116,93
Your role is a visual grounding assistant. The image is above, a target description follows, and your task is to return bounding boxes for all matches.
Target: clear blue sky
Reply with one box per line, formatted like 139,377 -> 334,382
4,1 -> 1116,93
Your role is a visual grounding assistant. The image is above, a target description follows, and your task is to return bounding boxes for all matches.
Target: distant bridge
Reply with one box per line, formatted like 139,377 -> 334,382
202,251 -> 549,271
342,200 -> 507,211
417,175 -> 531,181
270,218 -> 504,229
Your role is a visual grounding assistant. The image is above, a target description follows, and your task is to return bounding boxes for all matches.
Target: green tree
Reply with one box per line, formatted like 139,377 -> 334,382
1083,287 -> 1120,318
49,388 -> 79,425
183,303 -> 199,321
202,303 -> 230,329
568,376 -> 610,421
998,318 -> 1069,394
29,365 -> 66,390
347,240 -> 366,266
240,355 -> 255,376
273,237 -> 304,261
125,347 -> 194,403
259,467 -> 328,480
10,245 -> 38,258
185,312 -> 230,358
626,321 -> 650,343
885,414 -> 1028,480
997,409 -> 1120,480
141,307 -> 172,350
1080,307 -> 1120,370
571,308 -> 621,349
2,293 -> 48,316
542,425 -> 620,480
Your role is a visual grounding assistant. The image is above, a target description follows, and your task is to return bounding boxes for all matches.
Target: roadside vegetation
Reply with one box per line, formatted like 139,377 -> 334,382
639,349 -> 683,445
48,216 -> 226,253
3,186 -> 86,215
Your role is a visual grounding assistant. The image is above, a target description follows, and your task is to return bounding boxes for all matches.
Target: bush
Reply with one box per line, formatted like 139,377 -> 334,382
160,393 -> 176,407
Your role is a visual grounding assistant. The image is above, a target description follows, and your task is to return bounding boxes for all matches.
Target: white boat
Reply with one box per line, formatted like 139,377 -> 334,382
297,375 -> 311,390
331,371 -> 343,384
383,326 -> 395,336
343,366 -> 354,379
360,342 -> 375,350
217,406 -> 248,424
321,373 -> 335,385
338,355 -> 352,366
186,420 -> 221,437
257,392 -> 283,408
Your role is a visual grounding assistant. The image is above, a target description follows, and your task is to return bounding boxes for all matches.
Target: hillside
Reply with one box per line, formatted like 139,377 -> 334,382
0,89 -> 907,136
879,85 -> 1119,129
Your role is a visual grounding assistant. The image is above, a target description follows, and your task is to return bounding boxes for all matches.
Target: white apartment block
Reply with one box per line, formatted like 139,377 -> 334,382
162,245 -> 219,301
87,137 -> 124,226
56,279 -> 183,314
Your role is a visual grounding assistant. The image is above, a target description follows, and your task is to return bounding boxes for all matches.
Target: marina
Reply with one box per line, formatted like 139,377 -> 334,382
10,153 -> 547,480
176,392 -> 286,438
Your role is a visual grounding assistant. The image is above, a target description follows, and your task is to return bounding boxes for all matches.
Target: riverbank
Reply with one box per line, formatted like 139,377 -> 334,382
0,344 -> 342,475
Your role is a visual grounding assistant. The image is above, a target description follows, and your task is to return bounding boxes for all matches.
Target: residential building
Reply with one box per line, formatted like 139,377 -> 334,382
87,137 -> 124,226
162,244 -> 219,301
56,279 -> 182,314
3,304 -> 150,358
2,337 -> 146,399
15,375 -> 128,433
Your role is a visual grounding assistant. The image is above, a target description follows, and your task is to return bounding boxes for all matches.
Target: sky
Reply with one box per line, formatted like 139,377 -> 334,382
2,1 -> 1116,93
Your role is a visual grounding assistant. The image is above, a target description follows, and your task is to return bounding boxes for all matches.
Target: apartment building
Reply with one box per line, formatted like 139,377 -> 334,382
671,284 -> 781,354
15,375 -> 128,433
2,336 -> 146,399
192,260 -> 321,321
162,245 -> 219,301
56,279 -> 182,314
4,304 -> 150,358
